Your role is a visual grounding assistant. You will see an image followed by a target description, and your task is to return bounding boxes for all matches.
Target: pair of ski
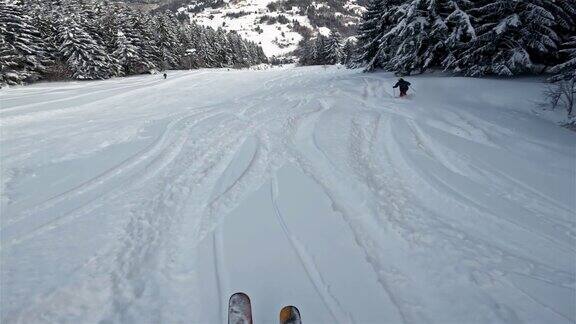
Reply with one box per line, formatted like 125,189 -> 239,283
229,292 -> 301,324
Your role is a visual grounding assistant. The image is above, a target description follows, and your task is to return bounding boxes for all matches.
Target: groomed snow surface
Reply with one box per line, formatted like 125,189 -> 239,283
1,67 -> 575,323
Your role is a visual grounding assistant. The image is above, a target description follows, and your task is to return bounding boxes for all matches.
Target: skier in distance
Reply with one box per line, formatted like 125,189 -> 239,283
163,72 -> 167,79
393,78 -> 411,97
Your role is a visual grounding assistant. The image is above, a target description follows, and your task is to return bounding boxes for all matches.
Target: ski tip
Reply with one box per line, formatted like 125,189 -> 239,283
229,292 -> 250,304
229,293 -> 252,324
280,305 -> 301,324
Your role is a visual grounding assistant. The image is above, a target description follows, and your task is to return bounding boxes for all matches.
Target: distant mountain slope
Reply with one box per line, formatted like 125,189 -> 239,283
178,0 -> 364,56
118,0 -> 365,57
120,0 -> 192,12
179,0 -> 364,56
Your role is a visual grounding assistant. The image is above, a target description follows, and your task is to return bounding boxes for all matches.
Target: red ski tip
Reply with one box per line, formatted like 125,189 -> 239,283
280,305 -> 301,324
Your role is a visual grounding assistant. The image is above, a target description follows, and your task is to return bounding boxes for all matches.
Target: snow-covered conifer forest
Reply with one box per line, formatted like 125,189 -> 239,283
354,0 -> 575,76
0,0 -> 267,85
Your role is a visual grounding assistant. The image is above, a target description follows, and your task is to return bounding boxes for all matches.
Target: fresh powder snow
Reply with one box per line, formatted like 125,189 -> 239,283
0,66 -> 574,323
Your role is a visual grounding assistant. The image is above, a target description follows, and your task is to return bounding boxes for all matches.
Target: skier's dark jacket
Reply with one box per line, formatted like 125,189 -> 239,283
393,79 -> 411,92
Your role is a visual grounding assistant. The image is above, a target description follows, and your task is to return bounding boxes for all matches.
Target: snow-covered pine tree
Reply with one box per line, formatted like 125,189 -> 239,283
244,39 -> 265,66
359,0 -> 412,71
177,24 -> 198,69
26,1 -> 75,80
242,38 -> 256,66
297,37 -> 315,65
256,43 -> 267,63
547,36 -> 576,119
256,44 -> 267,63
26,1 -> 58,62
0,30 -> 22,85
355,0 -> 386,69
325,31 -> 343,65
298,34 -> 336,66
441,0 -> 476,70
76,0 -> 108,48
97,5 -> 123,76
244,39 -> 259,66
228,32 -> 248,67
307,37 -> 317,65
0,0 -> 46,85
196,25 -> 217,68
213,28 -> 233,67
126,11 -> 161,71
112,29 -> 141,76
154,11 -> 183,69
204,27 -> 219,67
550,37 -> 576,83
314,34 -> 328,65
56,17 -> 112,79
253,41 -> 267,65
423,0 -> 475,71
341,38 -> 357,66
354,0 -> 573,77
69,0 -> 117,73
383,0 -> 476,75
187,22 -> 206,67
452,0 -> 567,76
384,0 -> 430,74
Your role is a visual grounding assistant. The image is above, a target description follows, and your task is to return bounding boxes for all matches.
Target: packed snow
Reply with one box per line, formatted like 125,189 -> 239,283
1,67 -> 574,323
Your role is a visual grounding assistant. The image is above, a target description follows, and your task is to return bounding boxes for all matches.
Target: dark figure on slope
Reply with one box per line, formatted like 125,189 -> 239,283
163,73 -> 167,79
393,78 -> 411,97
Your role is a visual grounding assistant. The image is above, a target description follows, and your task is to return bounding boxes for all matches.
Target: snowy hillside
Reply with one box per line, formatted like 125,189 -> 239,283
1,67 -> 575,323
178,0 -> 364,56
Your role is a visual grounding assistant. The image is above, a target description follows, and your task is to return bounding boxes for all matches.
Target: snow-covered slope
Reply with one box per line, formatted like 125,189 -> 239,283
182,0 -> 308,56
1,67 -> 575,323
178,0 -> 363,56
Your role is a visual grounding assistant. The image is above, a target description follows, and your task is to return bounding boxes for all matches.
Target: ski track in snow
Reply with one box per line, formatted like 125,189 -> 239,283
270,173 -> 353,324
1,67 -> 574,323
